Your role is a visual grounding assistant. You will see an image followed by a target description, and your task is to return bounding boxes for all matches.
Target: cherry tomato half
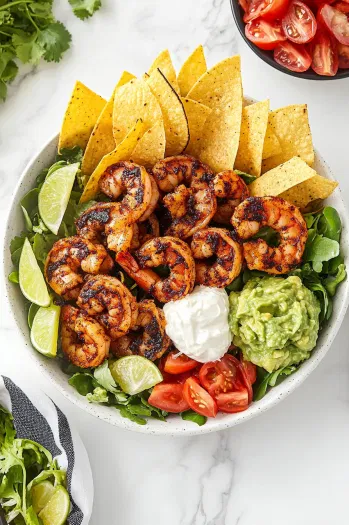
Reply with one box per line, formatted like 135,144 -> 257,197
282,0 -> 317,43
274,40 -> 312,71
241,360 -> 257,385
163,352 -> 198,375
245,17 -> 287,49
199,354 -> 253,401
310,29 -> 339,75
333,1 -> 349,13
243,0 -> 289,23
183,377 -> 218,417
215,389 -> 249,413
338,42 -> 349,66
318,4 -> 349,45
148,383 -> 189,413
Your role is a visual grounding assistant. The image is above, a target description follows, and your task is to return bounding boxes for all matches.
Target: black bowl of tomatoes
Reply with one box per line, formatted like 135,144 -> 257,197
230,0 -> 349,79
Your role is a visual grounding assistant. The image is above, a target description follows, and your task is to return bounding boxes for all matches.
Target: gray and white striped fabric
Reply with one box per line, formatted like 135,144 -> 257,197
0,376 -> 93,525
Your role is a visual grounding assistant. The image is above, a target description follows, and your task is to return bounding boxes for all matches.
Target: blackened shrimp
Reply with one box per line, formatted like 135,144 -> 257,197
45,236 -> 113,300
212,170 -> 249,224
111,300 -> 171,361
231,196 -> 308,274
191,227 -> 243,288
152,155 -> 214,192
77,275 -> 138,340
138,172 -> 160,222
61,305 -> 110,368
130,214 -> 160,250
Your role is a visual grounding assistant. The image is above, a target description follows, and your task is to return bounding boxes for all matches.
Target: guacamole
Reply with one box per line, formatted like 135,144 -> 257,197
229,276 -> 320,372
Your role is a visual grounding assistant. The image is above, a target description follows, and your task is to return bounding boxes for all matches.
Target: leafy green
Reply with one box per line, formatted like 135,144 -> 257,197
253,366 -> 297,401
56,146 -> 84,164
181,410 -> 207,426
93,361 -> 119,394
68,0 -> 102,20
8,270 -> 19,283
86,387 -> 109,404
324,264 -> 347,297
68,372 -> 95,396
318,207 -> 342,242
27,303 -> 39,329
234,170 -> 257,185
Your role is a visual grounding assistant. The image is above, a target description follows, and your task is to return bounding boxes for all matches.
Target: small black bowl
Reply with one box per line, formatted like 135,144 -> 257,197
230,0 -> 349,80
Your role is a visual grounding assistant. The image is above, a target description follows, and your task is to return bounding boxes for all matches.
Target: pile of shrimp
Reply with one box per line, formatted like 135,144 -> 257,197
45,156 -> 308,368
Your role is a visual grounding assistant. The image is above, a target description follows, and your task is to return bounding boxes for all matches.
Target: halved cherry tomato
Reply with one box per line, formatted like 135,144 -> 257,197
333,1 -> 349,13
215,389 -> 249,413
199,354 -> 253,401
158,356 -> 198,384
163,352 -> 198,375
245,18 -> 286,49
241,360 -> 257,385
148,383 -> 189,413
338,42 -> 349,66
183,377 -> 218,417
243,0 -> 289,23
274,40 -> 312,71
310,29 -> 338,75
282,0 -> 317,43
318,4 -> 349,45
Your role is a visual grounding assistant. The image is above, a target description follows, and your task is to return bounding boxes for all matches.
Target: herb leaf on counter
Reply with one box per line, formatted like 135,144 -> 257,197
68,0 -> 102,20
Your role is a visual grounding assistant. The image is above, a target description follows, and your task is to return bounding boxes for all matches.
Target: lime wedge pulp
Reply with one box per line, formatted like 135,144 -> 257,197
30,304 -> 61,357
38,485 -> 70,525
110,356 -> 163,395
19,238 -> 50,307
38,162 -> 79,234
31,480 -> 55,514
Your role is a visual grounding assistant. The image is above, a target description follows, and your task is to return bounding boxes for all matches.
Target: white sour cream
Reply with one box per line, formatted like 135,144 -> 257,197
163,286 -> 232,363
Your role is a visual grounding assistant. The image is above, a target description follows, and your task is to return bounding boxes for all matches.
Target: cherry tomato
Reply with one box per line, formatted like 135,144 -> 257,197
333,1 -> 349,13
274,40 -> 312,71
148,383 -> 189,413
241,360 -> 257,385
318,4 -> 349,45
158,356 -> 197,384
338,42 -> 349,66
282,0 -> 317,43
215,389 -> 250,413
163,352 -> 198,375
183,377 -> 218,417
245,18 -> 286,49
243,0 -> 289,23
310,29 -> 339,75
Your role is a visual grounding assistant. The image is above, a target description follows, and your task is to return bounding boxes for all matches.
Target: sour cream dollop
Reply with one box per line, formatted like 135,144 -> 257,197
163,286 -> 232,363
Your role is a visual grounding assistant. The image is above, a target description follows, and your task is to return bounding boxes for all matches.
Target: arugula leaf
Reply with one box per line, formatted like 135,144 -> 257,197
324,264 -> 347,297
68,372 -> 95,396
38,22 -> 71,63
118,406 -> 147,425
181,410 -> 207,426
318,207 -> 342,242
253,366 -> 297,401
69,0 -> 102,20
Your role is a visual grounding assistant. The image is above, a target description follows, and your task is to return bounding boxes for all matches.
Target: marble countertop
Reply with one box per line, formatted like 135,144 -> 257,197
1,1 -> 349,523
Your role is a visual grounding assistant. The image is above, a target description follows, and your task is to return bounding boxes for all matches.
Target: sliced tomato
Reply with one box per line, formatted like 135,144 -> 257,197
310,29 -> 339,75
216,389 -> 249,413
245,18 -> 286,49
338,42 -> 349,66
318,4 -> 349,45
274,40 -> 312,71
333,1 -> 349,13
282,0 -> 317,43
148,383 -> 189,413
183,377 -> 218,417
241,360 -> 257,385
243,0 -> 289,23
163,352 -> 198,375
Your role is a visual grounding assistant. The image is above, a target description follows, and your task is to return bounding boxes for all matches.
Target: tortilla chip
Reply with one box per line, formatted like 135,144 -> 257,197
261,104 -> 314,173
148,49 -> 179,93
116,70 -> 136,88
182,98 -> 212,158
59,81 -> 106,151
178,45 -> 207,97
280,176 -> 338,209
234,100 -> 270,177
147,69 -> 189,156
262,125 -> 281,159
113,78 -> 163,146
187,56 -> 243,172
130,119 -> 165,167
249,156 -> 317,197
80,119 -> 145,203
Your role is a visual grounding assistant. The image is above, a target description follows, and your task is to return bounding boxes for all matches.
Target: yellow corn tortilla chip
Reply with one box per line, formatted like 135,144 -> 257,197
249,156 -> 317,197
187,56 -> 243,172
147,69 -> 189,156
178,45 -> 207,97
116,70 -> 136,88
261,104 -> 314,173
130,120 -> 165,167
80,119 -> 145,203
59,81 -> 106,151
234,100 -> 270,177
262,125 -> 281,159
112,78 -> 163,146
148,49 -> 180,93
182,98 -> 212,158
280,176 -> 338,209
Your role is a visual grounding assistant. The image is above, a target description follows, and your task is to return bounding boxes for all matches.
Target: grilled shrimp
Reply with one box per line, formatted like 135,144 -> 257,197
231,196 -> 308,274
152,155 -> 214,192
212,170 -> 249,224
191,228 -> 243,287
131,214 -> 160,250
77,275 -> 138,340
116,236 -> 196,302
111,300 -> 171,361
61,305 -> 110,368
99,161 -> 152,223
45,236 -> 113,300
139,173 -> 160,222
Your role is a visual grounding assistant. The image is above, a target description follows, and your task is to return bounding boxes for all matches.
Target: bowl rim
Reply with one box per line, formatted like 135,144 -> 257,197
3,132 -> 349,436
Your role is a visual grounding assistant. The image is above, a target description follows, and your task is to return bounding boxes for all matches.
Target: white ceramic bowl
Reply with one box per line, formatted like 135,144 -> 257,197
3,134 -> 349,436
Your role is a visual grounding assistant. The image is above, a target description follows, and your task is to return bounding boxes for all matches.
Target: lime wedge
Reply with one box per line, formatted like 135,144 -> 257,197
110,356 -> 163,395
39,485 -> 70,525
19,238 -> 50,307
38,163 -> 79,234
31,481 -> 55,514
30,304 -> 61,357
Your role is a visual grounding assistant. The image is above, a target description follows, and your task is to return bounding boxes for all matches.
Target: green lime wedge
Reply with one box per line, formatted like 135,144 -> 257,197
19,238 -> 50,307
38,163 -> 79,234
110,356 -> 163,395
39,485 -> 70,525
30,304 -> 61,357
31,481 -> 55,514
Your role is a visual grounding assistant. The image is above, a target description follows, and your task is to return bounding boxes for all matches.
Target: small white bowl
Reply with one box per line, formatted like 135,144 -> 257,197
3,134 -> 349,436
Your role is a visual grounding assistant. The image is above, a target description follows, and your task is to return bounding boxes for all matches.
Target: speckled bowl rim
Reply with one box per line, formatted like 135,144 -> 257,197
3,132 -> 349,436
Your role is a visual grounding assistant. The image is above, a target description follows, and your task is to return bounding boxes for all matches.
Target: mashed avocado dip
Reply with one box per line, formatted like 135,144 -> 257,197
229,276 -> 320,373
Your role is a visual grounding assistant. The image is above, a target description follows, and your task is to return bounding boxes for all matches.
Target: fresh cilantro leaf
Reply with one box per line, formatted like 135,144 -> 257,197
0,79 -> 7,102
38,22 -> 72,63
12,32 -> 44,65
69,0 -> 102,20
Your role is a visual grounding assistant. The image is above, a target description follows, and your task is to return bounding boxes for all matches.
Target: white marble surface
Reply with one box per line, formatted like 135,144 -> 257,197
1,0 -> 349,524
